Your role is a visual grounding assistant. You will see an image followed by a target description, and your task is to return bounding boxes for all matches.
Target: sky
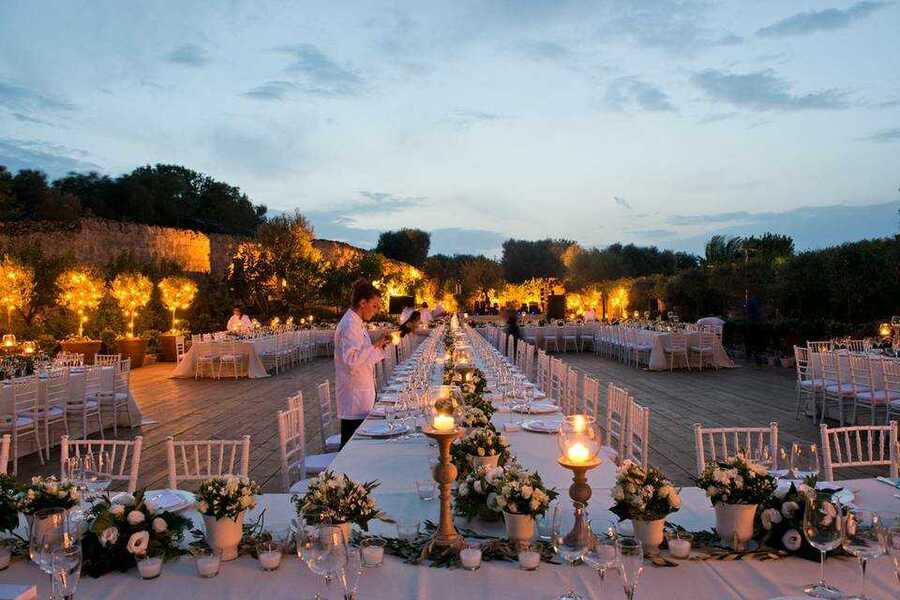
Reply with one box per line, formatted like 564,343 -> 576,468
1,0 -> 898,256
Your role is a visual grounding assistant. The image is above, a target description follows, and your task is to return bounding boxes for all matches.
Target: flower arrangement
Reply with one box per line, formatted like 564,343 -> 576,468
81,491 -> 191,577
459,406 -> 492,430
695,456 -> 776,506
433,393 -> 460,416
610,460 -> 681,522
462,390 -> 496,418
16,476 -> 80,515
760,480 -> 841,560
455,464 -> 507,520
195,475 -> 260,520
292,471 -> 383,531
493,465 -> 557,518
453,427 -> 510,462
0,475 -> 19,534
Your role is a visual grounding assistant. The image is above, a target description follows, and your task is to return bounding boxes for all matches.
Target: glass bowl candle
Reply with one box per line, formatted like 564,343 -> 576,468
557,415 -> 601,466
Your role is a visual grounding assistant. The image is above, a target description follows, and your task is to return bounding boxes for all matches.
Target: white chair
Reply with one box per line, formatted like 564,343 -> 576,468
287,391 -> 303,412
689,332 -> 718,371
819,422 -> 898,481
96,359 -> 133,436
693,422 -> 779,476
535,351 -> 550,391
60,435 -> 143,493
39,370 -> 70,452
885,361 -> 900,423
564,367 -> 580,415
175,336 -> 186,364
94,353 -> 121,366
194,341 -> 216,379
548,357 -> 565,404
69,366 -> 104,439
277,407 -> 310,493
318,380 -> 341,452
1,377 -> 44,474
625,401 -> 650,469
583,375 -> 600,419
0,434 -> 9,476
217,340 -> 242,379
808,340 -> 833,353
820,352 -> 852,426
794,346 -> 823,420
626,329 -> 653,368
579,324 -> 595,353
166,435 -> 251,489
664,333 -> 690,371
562,326 -> 578,353
848,355 -> 890,425
605,384 -> 631,464
543,327 -> 560,353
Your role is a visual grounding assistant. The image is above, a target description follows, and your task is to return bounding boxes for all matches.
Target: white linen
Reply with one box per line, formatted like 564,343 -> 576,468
226,314 -> 253,333
333,309 -> 384,420
171,339 -> 269,379
696,316 -> 725,327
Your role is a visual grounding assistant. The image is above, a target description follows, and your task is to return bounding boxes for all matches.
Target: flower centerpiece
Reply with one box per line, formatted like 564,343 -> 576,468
16,476 -> 80,516
494,465 -> 558,544
451,427 -> 510,476
610,461 -> 681,554
455,464 -> 507,522
458,406 -> 493,430
195,475 -> 260,561
433,393 -> 460,417
761,479 -> 839,560
81,491 -> 191,577
462,390 -> 496,418
292,471 -> 384,542
0,474 -> 19,535
695,456 -> 776,549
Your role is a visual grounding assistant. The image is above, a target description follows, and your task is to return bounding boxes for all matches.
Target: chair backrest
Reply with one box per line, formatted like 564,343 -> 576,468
318,380 -> 333,444
564,367 -> 580,415
60,435 -> 144,493
549,357 -> 565,402
669,333 -> 687,351
626,402 -> 650,468
582,375 -> 600,419
11,376 -> 39,416
793,345 -> 811,382
94,353 -> 121,366
166,435 -> 251,489
287,391 -> 303,412
506,334 -> 515,358
536,351 -> 550,389
277,407 -> 305,491
0,434 -> 9,476
175,336 -> 186,362
883,359 -> 900,396
693,422 -> 779,476
848,355 -> 876,394
845,339 -> 868,352
606,384 -> 631,464
808,340 -> 833,353
819,421 -> 898,481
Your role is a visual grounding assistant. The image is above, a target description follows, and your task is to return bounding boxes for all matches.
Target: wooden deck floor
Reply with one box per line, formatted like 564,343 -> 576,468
16,350 -> 865,491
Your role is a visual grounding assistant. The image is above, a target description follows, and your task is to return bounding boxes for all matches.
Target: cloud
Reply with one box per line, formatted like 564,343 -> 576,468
275,43 -> 364,96
0,81 -> 74,112
204,127 -> 300,177
0,138 -> 102,178
690,69 -> 849,111
757,1 -> 887,38
627,228 -> 677,239
11,112 -> 56,127
697,112 -> 738,124
429,228 -> 506,257
349,191 -> 427,215
667,211 -> 753,226
614,196 -> 632,209
242,81 -> 297,101
605,77 -> 675,112
165,43 -> 211,66
859,127 -> 900,143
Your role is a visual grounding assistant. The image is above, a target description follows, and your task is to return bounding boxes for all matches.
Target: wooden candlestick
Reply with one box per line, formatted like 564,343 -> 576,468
423,425 -> 464,552
558,456 -> 602,547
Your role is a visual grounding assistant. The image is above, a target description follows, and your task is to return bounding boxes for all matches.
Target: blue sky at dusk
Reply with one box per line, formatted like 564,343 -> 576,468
1,0 -> 898,256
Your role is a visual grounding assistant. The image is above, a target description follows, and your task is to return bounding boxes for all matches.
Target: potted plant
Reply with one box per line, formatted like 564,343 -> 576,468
157,276 -> 197,362
451,427 -> 509,477
110,273 -> 153,367
194,475 -> 259,561
292,471 -> 383,542
494,465 -> 557,545
56,269 -> 106,364
695,456 -> 776,549
455,464 -> 507,522
610,460 -> 681,555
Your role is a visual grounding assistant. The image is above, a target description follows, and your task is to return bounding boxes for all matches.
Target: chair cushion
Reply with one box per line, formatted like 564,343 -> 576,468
690,346 -> 714,352
799,379 -> 825,390
855,390 -> 900,404
304,452 -> 338,473
825,383 -> 855,396
325,433 -> 341,452
35,406 -> 65,419
2,415 -> 35,428
89,391 -> 128,402
219,354 -> 239,361
68,399 -> 100,410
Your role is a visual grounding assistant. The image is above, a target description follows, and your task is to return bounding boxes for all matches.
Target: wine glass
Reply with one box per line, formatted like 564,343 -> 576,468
792,443 -> 819,480
617,537 -> 644,600
384,404 -> 396,434
802,491 -> 844,598
340,545 -> 363,600
82,451 -> 112,498
51,544 -> 82,600
551,503 -> 589,600
876,511 -> 900,586
585,519 -> 618,582
841,508 -> 884,600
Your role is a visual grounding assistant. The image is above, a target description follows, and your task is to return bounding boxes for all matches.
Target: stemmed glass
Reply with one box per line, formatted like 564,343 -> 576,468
802,491 -> 844,598
340,545 -> 363,600
551,503 -> 590,600
297,524 -> 349,600
877,511 -> 900,586
841,508 -> 884,600
51,545 -> 82,600
617,537 -> 644,600
792,443 -> 819,480
384,404 -> 396,435
585,519 -> 618,582
82,451 -> 113,499
30,508 -> 74,592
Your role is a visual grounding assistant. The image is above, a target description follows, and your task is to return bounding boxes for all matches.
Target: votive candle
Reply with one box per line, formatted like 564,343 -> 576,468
566,442 -> 590,464
137,556 -> 162,579
433,414 -> 455,431
196,554 -> 220,578
258,543 -> 282,571
518,548 -> 541,571
361,540 -> 385,567
460,546 -> 482,571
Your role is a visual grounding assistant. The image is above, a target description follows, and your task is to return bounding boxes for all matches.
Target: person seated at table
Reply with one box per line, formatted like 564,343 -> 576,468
226,307 -> 253,333
334,279 -> 391,448
398,310 -> 421,337
419,302 -> 432,324
584,306 -> 597,322
399,304 -> 414,324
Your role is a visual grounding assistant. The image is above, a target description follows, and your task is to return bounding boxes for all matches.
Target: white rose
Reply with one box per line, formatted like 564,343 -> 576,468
126,531 -> 150,555
110,504 -> 125,518
152,517 -> 168,533
668,492 -> 681,509
781,501 -> 799,519
198,501 -> 209,514
127,511 -> 145,526
459,483 -> 469,497
781,529 -> 803,551
657,485 -> 670,499
114,493 -> 135,507
612,486 -> 625,502
761,509 -> 773,530
521,485 -> 533,500
100,526 -> 119,547
766,508 -> 783,526
473,481 -> 482,494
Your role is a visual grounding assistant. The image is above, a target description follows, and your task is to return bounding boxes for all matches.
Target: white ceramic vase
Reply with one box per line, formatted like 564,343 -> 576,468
714,504 -> 758,549
504,512 -> 535,544
203,512 -> 244,561
633,519 -> 665,555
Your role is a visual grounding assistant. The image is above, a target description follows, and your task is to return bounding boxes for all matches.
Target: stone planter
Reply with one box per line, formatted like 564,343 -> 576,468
504,512 -> 535,545
116,338 -> 147,368
715,503 -> 758,549
157,334 -> 178,362
633,519 -> 665,556
469,454 -> 500,470
60,340 -> 102,365
203,512 -> 244,561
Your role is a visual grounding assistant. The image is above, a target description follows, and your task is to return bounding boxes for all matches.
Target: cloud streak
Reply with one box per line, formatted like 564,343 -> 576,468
165,43 -> 211,66
757,1 -> 887,37
274,43 -> 364,96
605,77 -> 675,112
0,138 -> 101,178
859,127 -> 900,143
0,81 -> 74,112
691,69 -> 848,111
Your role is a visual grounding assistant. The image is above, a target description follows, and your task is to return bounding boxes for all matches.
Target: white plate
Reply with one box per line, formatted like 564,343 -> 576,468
139,489 -> 195,513
377,394 -> 401,403
522,418 -> 563,434
513,401 -> 559,415
357,423 -> 410,438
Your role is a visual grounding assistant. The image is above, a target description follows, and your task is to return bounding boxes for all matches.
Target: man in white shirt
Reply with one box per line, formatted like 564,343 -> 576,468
226,308 -> 253,333
334,280 -> 391,447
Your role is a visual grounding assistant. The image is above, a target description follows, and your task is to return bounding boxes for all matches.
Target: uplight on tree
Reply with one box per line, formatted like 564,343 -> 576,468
56,269 -> 105,338
0,255 -> 34,330
158,276 -> 197,333
111,273 -> 153,338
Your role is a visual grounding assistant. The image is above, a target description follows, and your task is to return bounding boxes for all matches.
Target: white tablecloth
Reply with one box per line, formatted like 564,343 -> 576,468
171,339 -> 269,379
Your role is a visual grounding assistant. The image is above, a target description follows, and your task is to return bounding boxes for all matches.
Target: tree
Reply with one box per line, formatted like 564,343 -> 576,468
703,235 -> 744,266
56,269 -> 105,337
375,228 -> 431,267
501,238 -> 573,282
110,273 -> 153,338
460,256 -> 504,305
0,255 -> 35,329
158,276 -> 198,332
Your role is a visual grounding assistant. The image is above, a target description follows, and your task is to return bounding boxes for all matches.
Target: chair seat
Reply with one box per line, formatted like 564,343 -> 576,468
2,415 -> 35,428
67,399 -> 99,410
35,406 -> 65,419
289,478 -> 311,495
90,391 -> 128,402
305,452 -> 338,474
690,346 -> 714,352
325,433 -> 341,452
219,354 -> 240,361
856,390 -> 900,404
799,379 -> 825,390
825,383 -> 856,396
197,354 -> 216,361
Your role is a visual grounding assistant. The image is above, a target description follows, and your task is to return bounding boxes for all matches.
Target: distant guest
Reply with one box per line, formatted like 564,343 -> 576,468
334,279 -> 390,448
505,308 -> 521,341
584,307 -> 597,322
419,302 -> 432,325
226,307 -> 252,333
398,310 -> 421,337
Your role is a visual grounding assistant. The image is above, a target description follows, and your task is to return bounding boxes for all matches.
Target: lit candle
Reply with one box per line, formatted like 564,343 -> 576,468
361,539 -> 385,567
518,549 -> 540,571
195,555 -> 220,578
572,415 -> 586,433
137,556 -> 162,579
460,546 -> 482,570
566,442 -> 590,464
258,549 -> 281,571
433,414 -> 455,431
391,331 -> 401,346
669,538 -> 691,559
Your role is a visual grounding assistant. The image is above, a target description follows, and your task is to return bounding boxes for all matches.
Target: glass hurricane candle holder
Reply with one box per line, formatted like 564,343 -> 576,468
557,415 -> 601,467
21,340 -> 36,355
2,334 -> 15,348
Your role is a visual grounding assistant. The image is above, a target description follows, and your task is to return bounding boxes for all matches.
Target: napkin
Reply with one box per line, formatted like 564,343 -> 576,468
502,423 -> 522,432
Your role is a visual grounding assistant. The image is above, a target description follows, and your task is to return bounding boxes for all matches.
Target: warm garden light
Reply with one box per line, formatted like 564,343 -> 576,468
2,334 -> 15,348
56,269 -> 105,338
158,276 -> 198,333
21,340 -> 36,355
111,273 -> 153,338
0,256 -> 34,330
879,323 -> 891,338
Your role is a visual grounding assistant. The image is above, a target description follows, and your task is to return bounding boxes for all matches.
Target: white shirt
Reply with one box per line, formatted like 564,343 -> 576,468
227,314 -> 253,333
420,309 -> 432,324
399,306 -> 414,323
334,309 -> 385,420
583,309 -> 597,322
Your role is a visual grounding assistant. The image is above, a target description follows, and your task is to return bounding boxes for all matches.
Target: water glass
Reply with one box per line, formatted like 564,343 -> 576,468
792,443 -> 819,480
51,545 -> 82,600
617,537 -> 644,600
396,519 -> 419,542
30,508 -> 71,573
841,508 -> 884,600
586,519 -> 619,581
551,503 -> 589,600
802,491 -> 843,598
415,479 -> 437,501
877,511 -> 900,586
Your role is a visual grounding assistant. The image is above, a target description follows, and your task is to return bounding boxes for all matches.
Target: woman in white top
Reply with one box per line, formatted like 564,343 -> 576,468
333,279 -> 390,447
226,307 -> 253,333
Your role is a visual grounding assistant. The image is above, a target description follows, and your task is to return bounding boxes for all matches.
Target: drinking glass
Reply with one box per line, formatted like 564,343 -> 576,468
586,519 -> 618,582
384,404 -> 396,434
396,518 -> 419,542
841,508 -> 884,600
536,500 -> 558,542
340,545 -> 363,600
29,508 -> 71,572
415,479 -> 437,501
551,503 -> 589,600
51,545 -> 82,600
750,445 -> 773,471
301,525 -> 349,600
802,491 -> 844,598
877,511 -> 900,586
617,537 -> 644,600
82,451 -> 113,497
792,443 -> 820,480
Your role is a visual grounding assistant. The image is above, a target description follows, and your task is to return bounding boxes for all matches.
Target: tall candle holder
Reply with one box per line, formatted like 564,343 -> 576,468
423,424 -> 464,552
557,415 -> 602,548
558,456 -> 602,547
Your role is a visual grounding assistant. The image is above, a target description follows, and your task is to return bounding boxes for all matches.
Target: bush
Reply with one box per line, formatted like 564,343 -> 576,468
140,329 -> 161,354
100,329 -> 117,354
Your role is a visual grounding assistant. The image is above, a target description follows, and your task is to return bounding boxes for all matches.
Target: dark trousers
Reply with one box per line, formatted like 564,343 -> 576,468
340,419 -> 364,449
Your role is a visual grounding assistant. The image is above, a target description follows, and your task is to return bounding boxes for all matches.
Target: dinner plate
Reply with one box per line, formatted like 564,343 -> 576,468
522,418 -> 563,434
357,423 -> 410,438
513,401 -> 559,415
137,489 -> 195,513
377,393 -> 401,403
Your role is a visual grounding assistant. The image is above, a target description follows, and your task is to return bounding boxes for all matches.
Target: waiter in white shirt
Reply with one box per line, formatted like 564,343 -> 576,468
226,307 -> 253,333
334,279 -> 391,448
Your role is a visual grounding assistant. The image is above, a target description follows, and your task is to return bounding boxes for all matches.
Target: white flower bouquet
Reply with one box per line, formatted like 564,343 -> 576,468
493,465 -> 558,518
455,464 -> 507,520
16,476 -> 80,515
610,460 -> 681,522
695,456 -> 776,505
459,405 -> 492,429
195,475 -> 260,520
452,427 -> 510,465
292,471 -> 383,531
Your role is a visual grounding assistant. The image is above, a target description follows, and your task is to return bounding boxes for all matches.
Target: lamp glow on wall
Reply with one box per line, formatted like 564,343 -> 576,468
158,276 -> 197,333
56,269 -> 105,338
111,273 -> 153,339
0,255 -> 35,330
